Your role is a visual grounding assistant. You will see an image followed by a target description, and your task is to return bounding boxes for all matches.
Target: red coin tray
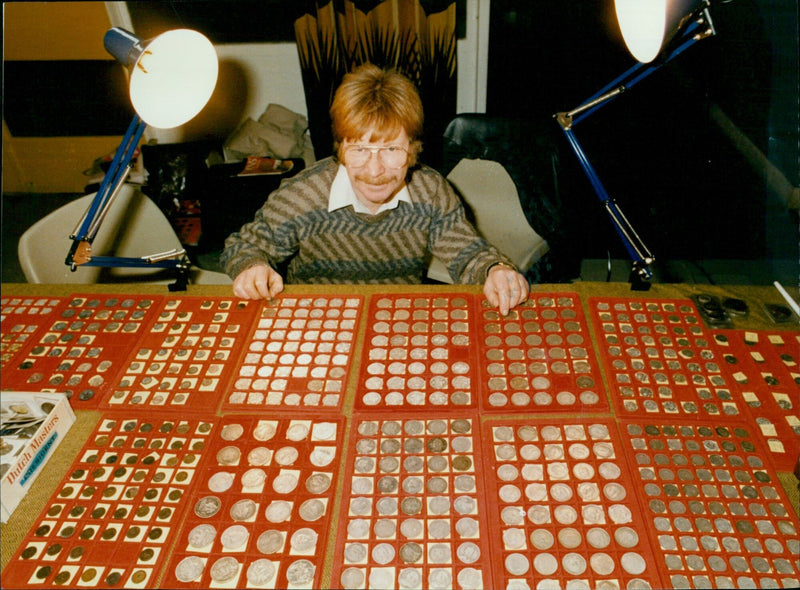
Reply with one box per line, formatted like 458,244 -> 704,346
162,414 -> 345,588
105,296 -> 259,411
1,296 -> 64,370
481,417 -> 665,590
588,297 -> 749,420
2,295 -> 164,409
477,292 -> 608,413
711,329 -> 800,471
355,294 -> 478,411
224,295 -> 363,411
617,418 -> 800,589
3,413 -> 217,589
331,412 -> 492,590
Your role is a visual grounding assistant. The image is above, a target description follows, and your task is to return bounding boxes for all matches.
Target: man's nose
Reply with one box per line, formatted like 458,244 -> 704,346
364,150 -> 386,174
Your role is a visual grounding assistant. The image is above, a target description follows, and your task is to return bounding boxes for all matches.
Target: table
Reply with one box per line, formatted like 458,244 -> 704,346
1,282 -> 798,589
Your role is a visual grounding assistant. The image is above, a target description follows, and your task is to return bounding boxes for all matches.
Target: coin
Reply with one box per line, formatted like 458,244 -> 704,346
194,496 -> 221,518
299,498 -> 325,521
246,559 -> 276,585
241,468 -> 267,488
264,501 -> 292,523
533,552 -> 558,575
621,552 -> 646,575
340,567 -> 365,589
175,556 -> 205,582
220,525 -> 249,550
247,447 -> 271,466
274,446 -> 299,465
252,421 -> 277,441
505,553 -> 531,576
208,471 -> 234,492
230,499 -> 257,521
209,556 -> 239,583
285,559 -> 315,585
187,524 -> 216,548
290,528 -> 318,552
256,530 -> 284,554
305,473 -> 332,494
220,424 -> 244,441
216,446 -> 240,465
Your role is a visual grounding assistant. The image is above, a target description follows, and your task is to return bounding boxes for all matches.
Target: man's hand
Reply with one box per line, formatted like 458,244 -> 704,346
232,264 -> 284,300
483,264 -> 529,316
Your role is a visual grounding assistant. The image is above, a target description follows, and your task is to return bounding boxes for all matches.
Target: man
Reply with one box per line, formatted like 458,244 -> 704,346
221,64 -> 529,315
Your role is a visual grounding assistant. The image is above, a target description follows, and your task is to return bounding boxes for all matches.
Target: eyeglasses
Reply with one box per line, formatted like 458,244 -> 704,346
344,144 -> 409,169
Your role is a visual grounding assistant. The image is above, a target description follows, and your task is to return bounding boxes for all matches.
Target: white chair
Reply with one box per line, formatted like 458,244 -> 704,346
18,184 -> 231,285
427,159 -> 550,283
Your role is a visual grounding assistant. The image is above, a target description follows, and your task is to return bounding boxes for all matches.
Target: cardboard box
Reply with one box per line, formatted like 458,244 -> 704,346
1,391 -> 76,522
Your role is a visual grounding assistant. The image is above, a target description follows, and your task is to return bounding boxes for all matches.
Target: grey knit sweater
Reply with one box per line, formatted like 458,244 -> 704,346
220,157 -> 512,284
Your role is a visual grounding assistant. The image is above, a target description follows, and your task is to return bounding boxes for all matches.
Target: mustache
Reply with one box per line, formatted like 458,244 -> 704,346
354,173 -> 397,185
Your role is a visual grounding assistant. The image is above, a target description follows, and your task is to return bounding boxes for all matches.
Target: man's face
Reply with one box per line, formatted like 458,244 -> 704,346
342,129 -> 410,213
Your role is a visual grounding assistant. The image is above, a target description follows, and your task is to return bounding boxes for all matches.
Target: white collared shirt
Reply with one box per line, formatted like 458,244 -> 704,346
328,164 -> 411,215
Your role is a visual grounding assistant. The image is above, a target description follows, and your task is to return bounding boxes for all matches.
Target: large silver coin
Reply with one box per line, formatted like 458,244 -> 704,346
247,446 -> 271,466
242,468 -> 267,488
298,498 -> 325,521
340,567 -> 365,589
207,471 -> 235,492
209,556 -> 240,583
230,499 -> 257,521
290,528 -> 318,552
272,472 -> 299,494
187,524 -> 216,549
194,496 -> 221,518
264,500 -> 292,523
220,524 -> 249,550
274,446 -> 299,465
246,559 -> 276,585
175,555 -> 205,582
285,559 -> 316,585
305,472 -> 331,494
252,421 -> 277,441
220,423 -> 244,441
256,530 -> 284,554
216,446 -> 241,465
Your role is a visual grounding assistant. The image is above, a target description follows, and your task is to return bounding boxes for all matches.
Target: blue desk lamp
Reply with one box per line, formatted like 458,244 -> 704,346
555,0 -> 716,289
66,27 -> 218,289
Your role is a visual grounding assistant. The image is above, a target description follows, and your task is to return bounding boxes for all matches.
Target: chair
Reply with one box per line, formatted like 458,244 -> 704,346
427,159 -> 550,283
18,184 -> 231,285
427,114 -> 580,284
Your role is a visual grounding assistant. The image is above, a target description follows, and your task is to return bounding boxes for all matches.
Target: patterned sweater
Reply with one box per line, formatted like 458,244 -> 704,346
220,157 -> 512,284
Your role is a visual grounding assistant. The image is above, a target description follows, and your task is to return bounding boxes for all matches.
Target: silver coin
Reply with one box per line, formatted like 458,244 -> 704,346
397,567 -> 421,589
506,553 -> 531,576
621,552 -> 646,575
305,472 -> 332,494
590,552 -> 616,576
209,556 -> 240,583
272,472 -> 299,494
400,518 -> 423,538
187,524 -> 216,549
286,559 -> 316,585
247,446 -> 272,466
208,471 -> 235,492
456,541 -> 480,564
274,446 -> 299,465
241,468 -> 267,488
264,500 -> 292,523
614,526 -> 639,548
530,529 -> 555,550
286,422 -> 310,441
246,559 -> 276,585
503,528 -> 526,549
252,421 -> 277,441
428,519 -> 451,539
194,496 -> 221,518
586,527 -> 611,549
455,516 -> 479,537
256,530 -> 284,554
220,423 -> 244,441
340,567 -> 365,589
220,524 -> 249,550
558,527 -> 582,549
216,446 -> 241,465
374,519 -> 396,538
298,498 -> 325,521
457,567 -> 482,590
428,543 -> 451,564
230,499 -> 257,521
175,555 -> 205,582
310,446 -> 335,467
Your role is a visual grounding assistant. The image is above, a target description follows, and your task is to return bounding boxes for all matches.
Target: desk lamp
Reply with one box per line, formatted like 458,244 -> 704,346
555,0 -> 716,289
65,27 -> 218,289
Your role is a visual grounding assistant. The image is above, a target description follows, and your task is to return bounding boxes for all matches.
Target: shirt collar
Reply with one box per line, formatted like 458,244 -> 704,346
329,164 -> 411,215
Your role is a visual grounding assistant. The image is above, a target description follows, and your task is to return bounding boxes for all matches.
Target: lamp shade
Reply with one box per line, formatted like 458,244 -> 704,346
104,27 -> 218,129
615,0 -> 707,63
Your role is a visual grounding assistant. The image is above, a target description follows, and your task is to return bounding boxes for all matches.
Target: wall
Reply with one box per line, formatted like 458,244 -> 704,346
2,2 -> 122,193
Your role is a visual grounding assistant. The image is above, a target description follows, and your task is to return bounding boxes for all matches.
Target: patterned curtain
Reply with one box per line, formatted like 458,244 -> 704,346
295,0 -> 458,169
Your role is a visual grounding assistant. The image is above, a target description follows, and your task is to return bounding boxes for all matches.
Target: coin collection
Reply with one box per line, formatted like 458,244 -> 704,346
331,415 -> 490,590
3,295 -> 162,408
620,419 -> 800,589
2,291 -> 799,590
478,294 -> 606,412
710,330 -> 800,470
163,415 -> 343,588
482,418 -> 663,590
3,414 -> 216,589
225,295 -> 362,410
357,295 -> 476,410
1,296 -> 63,369
109,297 -> 258,410
589,298 -> 744,420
